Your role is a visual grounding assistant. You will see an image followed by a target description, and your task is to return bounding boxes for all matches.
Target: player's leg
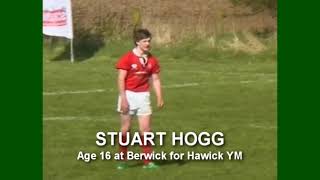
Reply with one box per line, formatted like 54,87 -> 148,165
120,113 -> 132,150
117,113 -> 132,170
138,114 -> 151,134
138,115 -> 159,169
120,113 -> 132,134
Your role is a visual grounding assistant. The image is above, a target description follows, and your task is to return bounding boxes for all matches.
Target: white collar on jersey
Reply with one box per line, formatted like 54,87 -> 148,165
132,48 -> 148,67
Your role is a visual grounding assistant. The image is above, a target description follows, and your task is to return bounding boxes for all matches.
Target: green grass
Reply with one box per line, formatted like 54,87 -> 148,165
44,40 -> 277,180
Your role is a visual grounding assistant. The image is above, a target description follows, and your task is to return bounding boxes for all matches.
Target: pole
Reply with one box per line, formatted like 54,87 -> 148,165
70,38 -> 74,63
69,0 -> 74,63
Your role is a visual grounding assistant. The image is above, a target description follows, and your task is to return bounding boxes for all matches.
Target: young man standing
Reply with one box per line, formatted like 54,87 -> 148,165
115,29 -> 164,169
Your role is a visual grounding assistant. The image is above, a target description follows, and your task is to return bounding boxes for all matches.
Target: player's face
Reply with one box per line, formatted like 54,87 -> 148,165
137,37 -> 151,52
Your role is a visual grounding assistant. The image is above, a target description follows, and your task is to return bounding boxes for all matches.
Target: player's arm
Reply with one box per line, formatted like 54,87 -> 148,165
152,73 -> 164,108
118,69 -> 129,113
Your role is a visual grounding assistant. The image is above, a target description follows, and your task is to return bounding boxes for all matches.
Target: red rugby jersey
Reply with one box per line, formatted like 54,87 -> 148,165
116,51 -> 160,92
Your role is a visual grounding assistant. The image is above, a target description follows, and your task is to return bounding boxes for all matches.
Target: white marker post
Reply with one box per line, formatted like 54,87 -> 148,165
43,0 -> 74,62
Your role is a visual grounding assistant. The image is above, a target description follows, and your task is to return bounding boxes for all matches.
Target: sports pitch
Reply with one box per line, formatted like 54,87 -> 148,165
43,41 -> 277,180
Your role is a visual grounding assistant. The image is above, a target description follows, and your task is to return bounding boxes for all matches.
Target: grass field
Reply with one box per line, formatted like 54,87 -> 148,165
43,40 -> 277,180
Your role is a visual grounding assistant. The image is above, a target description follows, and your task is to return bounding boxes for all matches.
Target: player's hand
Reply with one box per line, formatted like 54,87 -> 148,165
157,98 -> 164,109
121,98 -> 129,114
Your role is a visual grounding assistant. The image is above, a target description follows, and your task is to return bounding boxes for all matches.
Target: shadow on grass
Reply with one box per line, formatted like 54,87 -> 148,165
128,159 -> 188,168
156,159 -> 188,166
51,29 -> 105,62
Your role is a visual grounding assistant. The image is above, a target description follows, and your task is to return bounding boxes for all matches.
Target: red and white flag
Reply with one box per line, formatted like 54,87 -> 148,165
43,0 -> 73,39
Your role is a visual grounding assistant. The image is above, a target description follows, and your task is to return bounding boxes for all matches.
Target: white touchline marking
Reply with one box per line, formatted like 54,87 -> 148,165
249,124 -> 277,130
163,83 -> 199,88
43,83 -> 200,96
43,116 -> 107,121
43,89 -> 106,96
240,79 -> 277,84
43,79 -> 275,96
44,116 -> 83,121
165,70 -> 276,76
240,80 -> 255,84
44,116 -> 277,130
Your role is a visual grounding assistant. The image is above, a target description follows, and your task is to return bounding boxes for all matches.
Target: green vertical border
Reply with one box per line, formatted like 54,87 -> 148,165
279,1 -> 320,180
1,1 -> 42,180
3,0 -> 320,179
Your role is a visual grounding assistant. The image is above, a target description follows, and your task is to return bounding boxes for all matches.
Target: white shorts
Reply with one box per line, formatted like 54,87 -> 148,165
117,90 -> 152,116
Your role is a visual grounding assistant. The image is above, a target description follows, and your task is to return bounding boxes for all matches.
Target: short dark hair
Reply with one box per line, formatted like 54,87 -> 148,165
133,29 -> 152,45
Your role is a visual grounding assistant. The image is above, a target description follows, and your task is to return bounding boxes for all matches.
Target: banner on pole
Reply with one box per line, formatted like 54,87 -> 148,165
43,0 -> 73,39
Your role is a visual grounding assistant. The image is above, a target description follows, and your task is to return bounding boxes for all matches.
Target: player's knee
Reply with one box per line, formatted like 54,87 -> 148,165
121,127 -> 131,133
140,127 -> 151,133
